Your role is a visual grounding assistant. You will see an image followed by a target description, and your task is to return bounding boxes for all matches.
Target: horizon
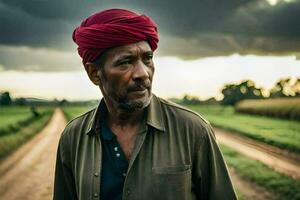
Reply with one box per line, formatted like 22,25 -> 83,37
1,54 -> 300,101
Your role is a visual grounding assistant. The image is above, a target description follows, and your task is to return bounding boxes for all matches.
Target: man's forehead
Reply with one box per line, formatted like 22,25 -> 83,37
107,41 -> 152,59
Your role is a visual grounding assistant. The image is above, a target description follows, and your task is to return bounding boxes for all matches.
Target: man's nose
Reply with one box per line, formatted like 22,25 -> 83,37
132,60 -> 149,80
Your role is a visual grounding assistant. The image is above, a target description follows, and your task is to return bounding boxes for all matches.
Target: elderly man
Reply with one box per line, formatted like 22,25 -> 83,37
53,8 -> 237,200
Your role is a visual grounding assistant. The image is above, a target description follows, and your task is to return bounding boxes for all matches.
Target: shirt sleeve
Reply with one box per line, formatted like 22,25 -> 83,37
53,133 -> 77,200
193,123 -> 237,200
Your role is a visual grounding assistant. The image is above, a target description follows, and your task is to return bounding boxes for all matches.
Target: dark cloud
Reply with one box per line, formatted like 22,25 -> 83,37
0,0 -> 87,20
0,45 -> 82,71
0,0 -> 300,70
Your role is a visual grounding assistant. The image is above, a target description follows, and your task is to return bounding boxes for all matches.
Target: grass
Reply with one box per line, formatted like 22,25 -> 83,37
186,105 -> 300,153
0,106 -> 38,136
220,144 -> 300,200
235,190 -> 247,200
0,107 -> 53,160
62,105 -> 96,121
236,98 -> 300,120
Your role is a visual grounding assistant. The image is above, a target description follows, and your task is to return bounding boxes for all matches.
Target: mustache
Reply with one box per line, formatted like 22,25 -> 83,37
127,80 -> 151,91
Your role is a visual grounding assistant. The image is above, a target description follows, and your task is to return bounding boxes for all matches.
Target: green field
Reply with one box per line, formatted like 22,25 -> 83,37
0,106 -> 39,136
220,144 -> 300,200
62,105 -> 96,121
0,106 -> 53,159
186,105 -> 300,153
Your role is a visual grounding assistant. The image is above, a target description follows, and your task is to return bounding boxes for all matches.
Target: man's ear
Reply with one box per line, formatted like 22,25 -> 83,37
85,62 -> 101,86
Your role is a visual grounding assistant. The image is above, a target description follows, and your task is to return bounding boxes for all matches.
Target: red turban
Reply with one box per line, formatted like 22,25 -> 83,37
72,8 -> 159,66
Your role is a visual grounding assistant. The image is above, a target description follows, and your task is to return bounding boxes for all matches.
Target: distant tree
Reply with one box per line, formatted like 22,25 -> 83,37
204,97 -> 219,105
293,78 -> 300,97
30,106 -> 40,117
221,80 -> 263,105
291,78 -> 300,97
182,94 -> 202,105
59,99 -> 69,106
15,98 -> 27,106
269,78 -> 289,98
0,91 -> 12,106
269,77 -> 300,98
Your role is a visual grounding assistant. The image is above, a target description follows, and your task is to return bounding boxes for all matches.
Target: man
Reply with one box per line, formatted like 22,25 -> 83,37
53,8 -> 237,200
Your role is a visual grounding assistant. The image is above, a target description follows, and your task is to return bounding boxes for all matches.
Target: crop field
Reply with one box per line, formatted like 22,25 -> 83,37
0,106 -> 53,159
236,97 -> 300,120
186,105 -> 300,153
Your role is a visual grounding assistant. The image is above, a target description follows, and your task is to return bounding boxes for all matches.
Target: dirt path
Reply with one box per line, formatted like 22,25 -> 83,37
0,108 -> 67,200
215,127 -> 300,179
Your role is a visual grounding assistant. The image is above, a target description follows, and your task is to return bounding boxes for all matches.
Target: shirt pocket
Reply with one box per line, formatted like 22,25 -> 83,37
151,165 -> 192,200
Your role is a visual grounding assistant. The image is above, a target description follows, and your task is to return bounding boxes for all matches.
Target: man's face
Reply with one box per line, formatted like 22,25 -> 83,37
98,41 -> 154,112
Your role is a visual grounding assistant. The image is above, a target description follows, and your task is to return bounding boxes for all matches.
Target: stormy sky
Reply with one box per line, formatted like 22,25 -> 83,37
0,0 -> 300,71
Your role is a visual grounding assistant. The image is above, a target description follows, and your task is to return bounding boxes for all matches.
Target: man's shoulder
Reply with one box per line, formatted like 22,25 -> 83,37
61,107 -> 97,138
156,96 -> 210,127
154,96 -> 214,148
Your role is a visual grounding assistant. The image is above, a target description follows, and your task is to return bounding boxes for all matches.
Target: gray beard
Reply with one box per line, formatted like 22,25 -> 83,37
110,93 -> 152,113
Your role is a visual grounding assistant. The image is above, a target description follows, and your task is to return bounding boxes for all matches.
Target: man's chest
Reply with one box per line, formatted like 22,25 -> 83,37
72,126 -> 196,200
116,134 -> 137,161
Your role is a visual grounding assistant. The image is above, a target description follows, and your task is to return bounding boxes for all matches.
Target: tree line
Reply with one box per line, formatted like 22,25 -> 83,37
0,92 -> 99,107
0,92 -> 63,106
177,77 -> 300,105
221,77 -> 300,105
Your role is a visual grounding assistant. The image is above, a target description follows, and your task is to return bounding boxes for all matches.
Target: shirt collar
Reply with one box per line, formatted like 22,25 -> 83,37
85,99 -> 107,135
146,94 -> 166,132
85,94 -> 166,135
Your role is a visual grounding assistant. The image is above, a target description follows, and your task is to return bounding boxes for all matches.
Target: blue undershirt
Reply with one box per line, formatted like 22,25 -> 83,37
100,120 -> 129,200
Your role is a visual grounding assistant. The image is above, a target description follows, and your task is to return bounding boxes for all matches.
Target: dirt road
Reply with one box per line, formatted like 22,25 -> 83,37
215,127 -> 300,179
0,108 -> 67,200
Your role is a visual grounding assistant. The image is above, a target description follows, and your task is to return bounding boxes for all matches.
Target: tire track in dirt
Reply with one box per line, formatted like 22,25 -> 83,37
0,108 -> 67,200
215,127 -> 300,179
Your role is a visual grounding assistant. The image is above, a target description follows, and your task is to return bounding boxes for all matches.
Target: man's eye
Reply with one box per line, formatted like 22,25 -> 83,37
146,55 -> 153,60
119,60 -> 131,66
144,54 -> 153,62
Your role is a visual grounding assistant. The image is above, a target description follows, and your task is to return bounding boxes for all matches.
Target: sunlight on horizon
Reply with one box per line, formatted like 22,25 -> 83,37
1,54 -> 300,101
266,0 -> 295,6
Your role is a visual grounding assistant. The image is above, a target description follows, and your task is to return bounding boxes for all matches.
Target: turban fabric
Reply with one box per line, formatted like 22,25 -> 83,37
72,9 -> 159,66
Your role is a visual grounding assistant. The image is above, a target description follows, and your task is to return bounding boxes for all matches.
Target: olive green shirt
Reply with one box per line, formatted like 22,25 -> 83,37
53,94 -> 237,200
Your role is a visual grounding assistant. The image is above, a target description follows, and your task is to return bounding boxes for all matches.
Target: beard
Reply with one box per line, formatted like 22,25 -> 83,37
117,92 -> 152,112
108,80 -> 152,112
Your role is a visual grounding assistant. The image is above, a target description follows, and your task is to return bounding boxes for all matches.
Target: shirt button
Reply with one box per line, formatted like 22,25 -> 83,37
116,153 -> 120,157
122,172 -> 126,177
114,147 -> 118,151
126,189 -> 131,196
94,172 -> 99,177
93,193 -> 99,198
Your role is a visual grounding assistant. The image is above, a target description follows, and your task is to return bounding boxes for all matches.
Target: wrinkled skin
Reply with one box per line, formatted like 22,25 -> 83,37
86,41 -> 155,113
